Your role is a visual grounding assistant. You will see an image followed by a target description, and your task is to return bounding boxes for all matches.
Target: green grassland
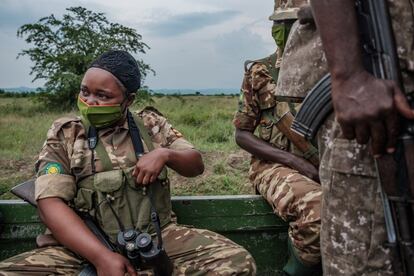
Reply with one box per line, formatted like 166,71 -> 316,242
0,95 -> 254,199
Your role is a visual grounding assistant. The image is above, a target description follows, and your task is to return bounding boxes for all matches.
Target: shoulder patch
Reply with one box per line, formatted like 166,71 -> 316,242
44,162 -> 63,175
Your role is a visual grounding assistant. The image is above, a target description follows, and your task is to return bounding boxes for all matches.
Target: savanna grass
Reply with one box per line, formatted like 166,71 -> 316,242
134,96 -> 240,151
0,95 -> 253,199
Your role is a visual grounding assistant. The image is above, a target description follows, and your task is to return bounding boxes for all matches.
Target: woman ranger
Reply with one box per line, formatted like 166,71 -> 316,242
0,50 -> 256,276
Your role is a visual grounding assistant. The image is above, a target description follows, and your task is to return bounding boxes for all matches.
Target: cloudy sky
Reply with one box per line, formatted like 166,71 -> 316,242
0,0 -> 276,89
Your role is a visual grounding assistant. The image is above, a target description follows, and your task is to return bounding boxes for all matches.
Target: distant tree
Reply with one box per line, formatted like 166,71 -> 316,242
18,6 -> 154,110
134,86 -> 154,105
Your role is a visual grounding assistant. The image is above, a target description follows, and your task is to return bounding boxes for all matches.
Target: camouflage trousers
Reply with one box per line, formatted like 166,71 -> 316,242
249,158 -> 321,265
0,223 -> 256,276
317,114 -> 398,275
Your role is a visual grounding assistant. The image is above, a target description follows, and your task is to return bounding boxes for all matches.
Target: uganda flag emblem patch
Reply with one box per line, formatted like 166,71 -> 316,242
44,162 -> 63,175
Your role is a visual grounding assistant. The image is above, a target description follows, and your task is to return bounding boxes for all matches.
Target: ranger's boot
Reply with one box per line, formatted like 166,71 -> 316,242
283,240 -> 322,276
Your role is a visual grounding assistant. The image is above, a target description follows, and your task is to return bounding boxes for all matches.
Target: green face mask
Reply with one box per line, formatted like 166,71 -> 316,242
77,97 -> 124,128
272,23 -> 291,53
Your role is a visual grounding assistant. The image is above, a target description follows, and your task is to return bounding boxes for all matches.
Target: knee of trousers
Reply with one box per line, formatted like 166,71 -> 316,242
293,190 -> 322,231
290,212 -> 321,252
205,246 -> 257,275
232,249 -> 257,275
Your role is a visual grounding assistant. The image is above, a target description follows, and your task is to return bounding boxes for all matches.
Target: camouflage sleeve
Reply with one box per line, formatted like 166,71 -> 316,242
233,63 -> 275,132
35,117 -> 77,202
138,108 -> 194,151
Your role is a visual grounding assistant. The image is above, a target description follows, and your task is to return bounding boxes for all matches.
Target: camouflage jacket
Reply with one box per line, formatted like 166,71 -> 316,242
276,20 -> 328,100
389,0 -> 414,93
233,54 -> 302,156
269,0 -> 309,21
276,1 -> 414,98
34,107 -> 194,201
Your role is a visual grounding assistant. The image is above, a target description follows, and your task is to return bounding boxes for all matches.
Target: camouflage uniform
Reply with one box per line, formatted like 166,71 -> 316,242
233,60 -> 322,266
0,108 -> 256,275
232,0 -> 323,268
269,0 -> 309,21
275,20 -> 327,100
317,114 -> 397,276
316,0 -> 414,274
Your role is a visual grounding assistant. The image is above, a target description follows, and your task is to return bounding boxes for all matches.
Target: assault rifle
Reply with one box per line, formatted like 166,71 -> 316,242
291,0 -> 414,274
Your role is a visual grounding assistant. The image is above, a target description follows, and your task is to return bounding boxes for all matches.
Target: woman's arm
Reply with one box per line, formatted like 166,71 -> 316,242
164,148 -> 204,177
133,148 -> 204,185
38,197 -> 137,276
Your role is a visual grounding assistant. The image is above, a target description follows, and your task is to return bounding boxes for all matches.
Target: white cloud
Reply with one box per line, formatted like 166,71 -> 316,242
0,0 -> 276,89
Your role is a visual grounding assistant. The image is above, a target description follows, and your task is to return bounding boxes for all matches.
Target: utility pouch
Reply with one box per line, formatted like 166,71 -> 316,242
94,170 -> 123,193
93,170 -> 125,239
74,188 -> 95,212
122,166 -> 138,190
74,176 -> 95,212
124,177 -> 172,234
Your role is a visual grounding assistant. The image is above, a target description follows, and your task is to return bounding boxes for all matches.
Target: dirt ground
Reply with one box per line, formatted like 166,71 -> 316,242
169,149 -> 253,195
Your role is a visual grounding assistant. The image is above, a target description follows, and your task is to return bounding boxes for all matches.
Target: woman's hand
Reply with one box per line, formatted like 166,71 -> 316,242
94,251 -> 137,276
132,148 -> 169,185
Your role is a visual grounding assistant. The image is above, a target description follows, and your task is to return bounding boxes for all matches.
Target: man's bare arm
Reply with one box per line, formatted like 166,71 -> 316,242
235,128 -> 319,181
310,0 -> 363,79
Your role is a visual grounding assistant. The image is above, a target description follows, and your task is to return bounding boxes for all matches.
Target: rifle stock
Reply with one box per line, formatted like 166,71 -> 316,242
275,111 -> 319,167
10,179 -> 37,207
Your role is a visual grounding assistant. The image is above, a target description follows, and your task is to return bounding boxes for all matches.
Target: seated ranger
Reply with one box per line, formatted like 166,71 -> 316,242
0,50 -> 256,276
233,1 -> 324,275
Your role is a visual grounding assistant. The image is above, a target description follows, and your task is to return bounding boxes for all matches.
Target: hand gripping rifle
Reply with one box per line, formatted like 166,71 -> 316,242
291,0 -> 414,274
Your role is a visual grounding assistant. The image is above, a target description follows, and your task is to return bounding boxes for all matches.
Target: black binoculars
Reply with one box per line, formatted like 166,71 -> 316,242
117,229 -> 173,276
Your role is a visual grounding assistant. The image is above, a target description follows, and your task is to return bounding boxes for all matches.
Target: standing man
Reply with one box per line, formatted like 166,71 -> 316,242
310,0 -> 414,275
233,1 -> 323,275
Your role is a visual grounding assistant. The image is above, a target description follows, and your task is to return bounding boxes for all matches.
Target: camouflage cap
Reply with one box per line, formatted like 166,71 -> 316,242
269,0 -> 309,21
